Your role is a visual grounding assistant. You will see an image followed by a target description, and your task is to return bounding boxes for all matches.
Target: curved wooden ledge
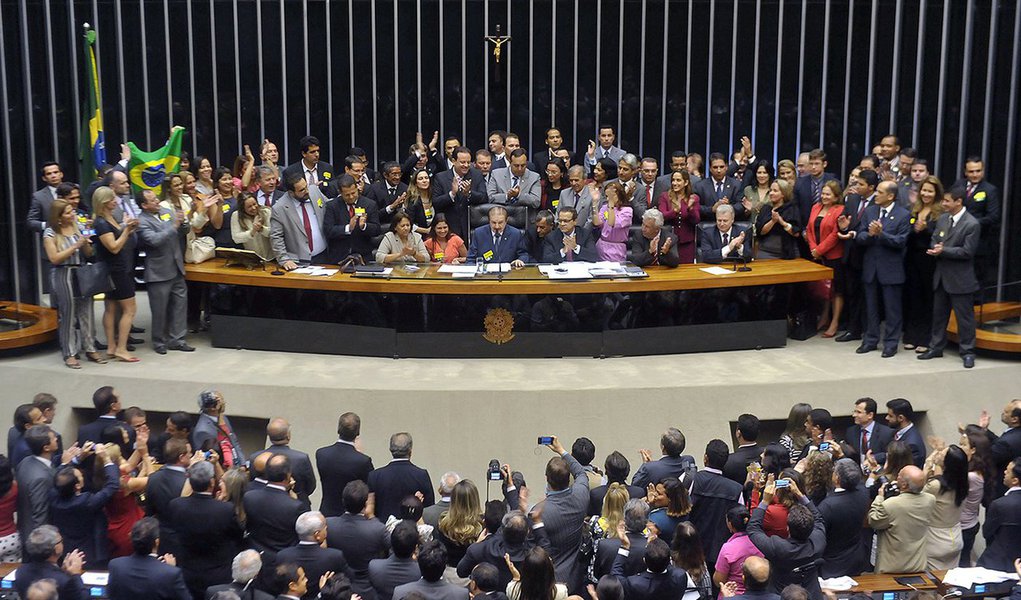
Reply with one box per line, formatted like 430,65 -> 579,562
0,303 -> 58,350
947,302 -> 1021,353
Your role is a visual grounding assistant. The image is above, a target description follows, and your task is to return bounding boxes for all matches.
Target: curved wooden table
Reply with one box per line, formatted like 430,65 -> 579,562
0,303 -> 58,350
947,301 -> 1021,353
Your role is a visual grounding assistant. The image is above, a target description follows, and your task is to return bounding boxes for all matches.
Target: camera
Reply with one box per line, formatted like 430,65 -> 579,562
487,459 -> 502,482
883,481 -> 900,498
818,441 -> 831,452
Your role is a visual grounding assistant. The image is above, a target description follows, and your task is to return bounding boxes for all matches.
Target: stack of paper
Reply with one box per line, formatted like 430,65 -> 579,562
700,266 -> 735,276
292,266 -> 339,277
541,263 -> 595,280
437,264 -> 480,278
819,576 -> 858,591
941,567 -> 1019,588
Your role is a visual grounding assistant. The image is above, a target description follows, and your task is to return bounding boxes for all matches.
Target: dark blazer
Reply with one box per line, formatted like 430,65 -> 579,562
695,176 -> 745,221
839,193 -> 875,269
324,196 -> 381,263
588,483 -> 646,516
689,470 -> 744,566
242,484 -> 305,561
14,561 -> 87,600
465,224 -> 531,263
205,582 -> 274,600
699,224 -> 753,264
367,459 -> 435,522
630,228 -> 680,267
818,487 -> 871,577
540,228 -> 598,264
747,501 -> 826,599
755,202 -> 802,259
392,579 -> 469,600
855,203 -> 911,284
366,181 -> 409,215
107,553 -> 191,600
368,554 -> 421,600
167,493 -> 244,596
258,444 -> 317,505
793,173 -> 838,233
594,532 -> 647,580
845,422 -> 895,465
952,179 -> 1001,257
78,416 -> 135,447
281,160 -> 338,198
254,188 -> 285,208
632,455 -> 696,489
978,489 -> 1021,571
931,210 -> 981,294
432,167 -> 488,240
455,524 -> 552,589
315,441 -> 374,517
610,550 -> 688,600
990,428 -> 1021,498
325,512 -> 390,600
16,455 -> 54,540
276,542 -> 351,599
144,465 -> 187,557
48,462 -> 120,565
532,149 -> 574,176
892,425 -> 927,467
401,152 -> 438,183
723,444 -> 762,486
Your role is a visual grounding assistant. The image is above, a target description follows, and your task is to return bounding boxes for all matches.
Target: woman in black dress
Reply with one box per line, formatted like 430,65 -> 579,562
903,175 -> 943,352
92,186 -> 140,362
755,179 -> 801,259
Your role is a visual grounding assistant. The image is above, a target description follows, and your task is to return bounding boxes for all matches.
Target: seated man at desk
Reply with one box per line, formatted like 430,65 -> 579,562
324,174 -> 381,264
542,207 -> 597,263
699,204 -> 752,264
631,208 -> 680,267
466,205 -> 530,268
270,174 -> 329,270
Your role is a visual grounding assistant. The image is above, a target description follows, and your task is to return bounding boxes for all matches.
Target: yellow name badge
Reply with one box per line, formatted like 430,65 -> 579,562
323,171 -> 331,179
974,191 -> 986,201
552,199 -> 559,208
160,213 -> 171,221
317,199 -> 324,208
483,250 -> 494,260
221,204 -> 230,213
355,207 -> 366,215
434,252 -> 444,260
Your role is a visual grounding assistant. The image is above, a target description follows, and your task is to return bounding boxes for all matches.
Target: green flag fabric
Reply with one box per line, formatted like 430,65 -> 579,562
126,127 -> 185,196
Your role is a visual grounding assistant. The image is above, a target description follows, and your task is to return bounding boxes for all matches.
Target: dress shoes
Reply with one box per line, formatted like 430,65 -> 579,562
855,344 -> 877,354
881,348 -> 897,358
128,336 -> 144,345
95,341 -> 107,351
169,343 -> 196,352
963,355 -> 975,368
130,325 -> 145,334
154,346 -> 167,355
835,332 -> 861,343
917,349 -> 944,360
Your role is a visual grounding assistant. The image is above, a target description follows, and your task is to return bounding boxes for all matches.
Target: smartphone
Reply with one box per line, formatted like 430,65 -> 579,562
819,441 -> 831,451
775,479 -> 791,488
538,436 -> 554,446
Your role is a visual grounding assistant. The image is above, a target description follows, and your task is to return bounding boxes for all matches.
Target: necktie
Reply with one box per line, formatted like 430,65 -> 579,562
716,182 -> 723,199
722,232 -> 729,246
602,149 -> 609,159
813,179 -> 822,204
512,176 -> 519,189
306,169 -> 316,187
348,204 -> 355,219
566,234 -> 574,262
263,192 -> 272,207
300,202 -> 313,253
493,232 -> 501,253
949,215 -> 956,232
880,208 -> 887,220
574,191 -> 580,206
646,186 -> 652,207
966,183 -> 975,198
388,186 -> 396,199
858,199 -> 869,218
861,429 -> 868,454
651,235 -> 660,265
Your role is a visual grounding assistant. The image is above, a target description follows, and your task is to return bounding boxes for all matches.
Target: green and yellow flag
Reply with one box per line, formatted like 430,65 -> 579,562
126,127 -> 185,196
79,24 -> 105,180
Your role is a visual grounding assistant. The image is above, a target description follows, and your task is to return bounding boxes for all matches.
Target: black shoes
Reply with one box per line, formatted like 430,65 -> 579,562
881,349 -> 897,358
856,344 -> 877,354
917,349 -> 944,360
169,343 -> 196,352
963,355 -> 975,368
154,346 -> 167,355
130,326 -> 145,334
836,332 -> 861,343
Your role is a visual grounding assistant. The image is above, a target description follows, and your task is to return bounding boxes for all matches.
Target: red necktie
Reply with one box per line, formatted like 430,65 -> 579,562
861,429 -> 868,454
300,202 -> 313,253
348,204 -> 355,219
646,186 -> 652,207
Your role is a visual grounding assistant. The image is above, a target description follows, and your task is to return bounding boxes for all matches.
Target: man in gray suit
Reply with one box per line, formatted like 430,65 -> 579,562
584,125 -> 627,173
918,188 -> 982,368
487,149 -> 541,208
422,471 -> 460,529
392,540 -> 468,600
136,190 -> 193,354
369,521 -> 421,600
27,161 -> 64,233
270,174 -> 329,270
17,425 -> 73,541
531,435 -> 590,594
558,166 -> 594,228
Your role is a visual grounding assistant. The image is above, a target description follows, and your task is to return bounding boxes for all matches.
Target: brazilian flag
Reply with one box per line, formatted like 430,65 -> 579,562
79,24 -> 105,180
126,127 -> 185,196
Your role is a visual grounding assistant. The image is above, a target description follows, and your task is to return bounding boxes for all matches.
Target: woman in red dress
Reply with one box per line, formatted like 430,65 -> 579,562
103,427 -> 155,558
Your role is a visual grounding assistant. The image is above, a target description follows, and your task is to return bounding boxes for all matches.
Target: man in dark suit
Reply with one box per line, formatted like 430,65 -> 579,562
432,147 -> 488,240
467,562 -> 508,600
325,480 -> 390,600
853,180 -> 911,357
835,169 -> 879,342
136,189 -> 194,354
524,211 -> 555,262
699,204 -> 752,264
15,525 -> 87,600
634,158 -> 670,217
393,541 -> 469,600
369,520 -> 421,600
589,451 -> 646,515
466,206 -> 531,266
281,135 -> 337,198
530,436 -> 591,592
845,397 -> 894,466
723,414 -> 762,485
244,454 -> 307,567
792,150 -> 839,237
818,459 -> 871,577
984,401 -> 1021,498
77,385 -> 134,448
192,390 -> 245,469
27,161 -> 64,232
593,499 -> 649,580
367,162 -> 409,222
884,398 -> 926,467
255,166 -> 285,207
16,426 -> 67,541
533,127 -> 573,175
695,153 -> 745,221
689,440 -> 744,569
204,549 -> 274,600
167,461 -> 244,598
367,432 -> 434,521
631,208 -> 680,267
632,428 -> 695,489
107,518 -> 191,600
316,412 -> 374,518
146,437 -> 192,558
542,207 -> 597,263
431,136 -> 462,174
951,156 -> 1001,286
978,460 -> 1021,571
610,537 -> 687,600
583,125 -> 627,174
918,187 -> 982,368
324,174 -> 381,264
258,418 -> 317,505
747,480 -> 826,599
276,511 -> 351,600
48,446 -> 120,567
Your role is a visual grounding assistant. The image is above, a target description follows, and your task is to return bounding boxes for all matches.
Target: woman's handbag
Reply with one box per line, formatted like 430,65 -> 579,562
73,261 -> 114,297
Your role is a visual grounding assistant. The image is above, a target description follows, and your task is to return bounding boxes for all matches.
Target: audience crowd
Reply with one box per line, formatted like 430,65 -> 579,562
4,389 -> 1021,600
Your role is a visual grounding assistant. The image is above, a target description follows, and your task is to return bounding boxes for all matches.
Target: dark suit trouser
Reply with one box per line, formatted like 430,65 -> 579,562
930,283 -> 976,355
864,280 -> 902,350
843,264 -> 864,335
149,275 -> 188,349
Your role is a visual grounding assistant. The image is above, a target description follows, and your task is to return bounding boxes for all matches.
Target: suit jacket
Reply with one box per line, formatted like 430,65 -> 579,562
270,191 -> 328,263
367,459 -> 435,521
107,553 -> 192,600
366,181 -> 409,215
868,490 -> 935,573
558,187 -> 595,227
455,523 -> 552,589
432,167 -> 488,240
748,501 -> 826,598
368,554 -> 421,600
699,224 -> 753,264
205,582 -> 274,600
281,160 -> 338,198
855,203 -> 911,285
695,176 -> 745,221
78,416 -> 134,447
145,466 -> 187,555
532,149 -> 574,175
805,202 -> 844,260
137,208 -> 188,283
630,228 -> 680,267
167,493 -> 243,595
466,225 -> 531,263
393,579 -> 469,600
793,173 -> 838,233
588,483 -> 646,516
16,455 -> 54,540
636,177 -> 671,217
253,188 -> 285,208
839,193 -> 875,269
243,484 -> 306,559
892,424 -> 927,467
192,414 -> 245,467
689,470 -> 744,566
49,462 -> 120,565
978,489 -> 1021,571
931,210 -> 981,294
487,168 -> 541,208
325,512 -> 390,600
632,455 -> 696,489
990,429 -> 1021,498
422,498 -> 450,529
27,187 -> 57,233
532,453 -> 590,590
845,421 -> 895,465
585,145 -> 627,168
610,550 -> 688,600
259,444 -> 317,504
276,542 -> 351,599
324,196 -> 381,263
952,179 -> 1001,257
14,561 -> 86,600
541,228 -> 598,263
722,444 -> 762,486
818,487 -> 871,577
315,441 -> 374,517
594,532 -> 647,580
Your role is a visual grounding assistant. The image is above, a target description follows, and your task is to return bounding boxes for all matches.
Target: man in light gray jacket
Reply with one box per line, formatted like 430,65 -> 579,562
136,189 -> 193,354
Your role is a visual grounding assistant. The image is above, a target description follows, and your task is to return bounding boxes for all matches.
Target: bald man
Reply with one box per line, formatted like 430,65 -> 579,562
728,556 -> 780,600
256,418 -> 316,504
867,465 -> 935,572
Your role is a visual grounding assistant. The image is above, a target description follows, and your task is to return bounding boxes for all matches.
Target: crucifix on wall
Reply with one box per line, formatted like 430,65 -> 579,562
485,25 -> 511,83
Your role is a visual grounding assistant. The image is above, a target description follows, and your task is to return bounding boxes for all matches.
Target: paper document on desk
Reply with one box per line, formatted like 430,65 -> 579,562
544,263 -> 595,279
588,262 -> 628,277
292,266 -> 339,276
483,263 -> 511,274
941,567 -> 1019,588
437,264 -> 479,275
819,576 -> 857,591
82,572 -> 109,586
700,266 -> 735,276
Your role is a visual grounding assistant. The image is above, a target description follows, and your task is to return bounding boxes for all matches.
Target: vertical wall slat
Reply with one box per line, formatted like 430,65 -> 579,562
934,0 -> 950,176
956,0 -> 976,172
864,0 -> 878,153
998,1 -> 1021,295
1,3 -> 22,303
911,0 -> 927,149
981,3 -> 999,162
889,0 -> 903,134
